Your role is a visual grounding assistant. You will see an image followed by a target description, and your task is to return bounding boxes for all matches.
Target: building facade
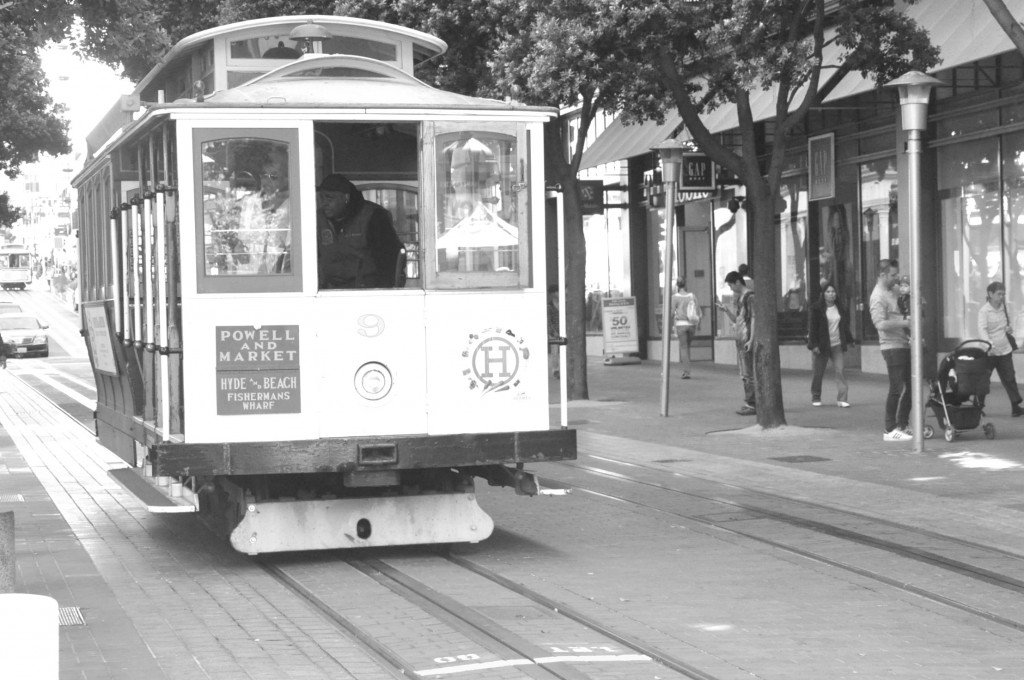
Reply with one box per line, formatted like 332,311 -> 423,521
575,0 -> 1024,377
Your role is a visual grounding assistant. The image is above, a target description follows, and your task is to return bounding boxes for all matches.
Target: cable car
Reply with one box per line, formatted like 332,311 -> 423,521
72,15 -> 575,554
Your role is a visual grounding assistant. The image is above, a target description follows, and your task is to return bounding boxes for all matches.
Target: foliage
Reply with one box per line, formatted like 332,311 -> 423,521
74,0 -> 221,82
0,193 -> 23,231
0,23 -> 69,178
615,0 -> 940,427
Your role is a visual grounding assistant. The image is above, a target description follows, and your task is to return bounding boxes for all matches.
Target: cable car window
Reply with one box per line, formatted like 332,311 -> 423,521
229,35 -> 396,62
434,128 -> 529,287
193,130 -> 302,294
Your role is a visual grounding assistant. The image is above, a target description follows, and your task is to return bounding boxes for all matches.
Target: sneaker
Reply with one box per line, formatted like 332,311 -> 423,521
811,400 -> 822,407
736,405 -> 757,416
883,429 -> 912,441
680,372 -> 691,379
1013,405 -> 1023,417
837,401 -> 851,408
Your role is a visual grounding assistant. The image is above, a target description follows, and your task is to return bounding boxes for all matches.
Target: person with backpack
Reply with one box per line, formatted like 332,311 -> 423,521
671,278 -> 701,379
718,271 -> 755,415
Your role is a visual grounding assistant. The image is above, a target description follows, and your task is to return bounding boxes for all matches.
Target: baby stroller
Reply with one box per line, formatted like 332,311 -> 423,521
924,340 -> 995,442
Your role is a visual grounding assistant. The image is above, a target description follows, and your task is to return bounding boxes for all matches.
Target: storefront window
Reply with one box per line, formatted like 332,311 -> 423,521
712,200 -> 747,338
938,138 -> 1000,339
647,205 -> 672,338
1004,131 -> 1024,327
584,208 -> 630,333
859,159 -> 898,340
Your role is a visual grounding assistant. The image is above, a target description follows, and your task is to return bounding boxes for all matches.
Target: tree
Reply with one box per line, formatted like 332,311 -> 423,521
0,193 -> 23,231
490,1 -> 666,399
618,0 -> 939,427
0,15 -> 70,178
75,1 -> 222,82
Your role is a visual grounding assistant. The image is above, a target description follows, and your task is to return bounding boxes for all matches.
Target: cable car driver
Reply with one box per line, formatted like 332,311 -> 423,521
316,174 -> 404,289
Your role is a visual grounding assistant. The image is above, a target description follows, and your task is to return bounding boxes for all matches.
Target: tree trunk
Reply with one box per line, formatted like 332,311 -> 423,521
749,179 -> 787,428
560,173 -> 589,401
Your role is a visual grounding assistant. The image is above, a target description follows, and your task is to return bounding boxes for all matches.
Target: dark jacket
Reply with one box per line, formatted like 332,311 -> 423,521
807,300 -> 855,353
317,187 -> 403,289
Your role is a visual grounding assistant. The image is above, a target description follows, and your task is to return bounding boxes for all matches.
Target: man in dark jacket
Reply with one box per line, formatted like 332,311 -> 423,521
316,174 -> 404,289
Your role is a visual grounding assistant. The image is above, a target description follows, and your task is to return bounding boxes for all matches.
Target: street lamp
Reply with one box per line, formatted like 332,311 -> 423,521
653,138 -> 686,417
885,71 -> 942,453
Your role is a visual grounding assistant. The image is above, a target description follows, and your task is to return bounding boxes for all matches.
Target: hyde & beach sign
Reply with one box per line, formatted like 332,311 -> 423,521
215,325 -> 300,415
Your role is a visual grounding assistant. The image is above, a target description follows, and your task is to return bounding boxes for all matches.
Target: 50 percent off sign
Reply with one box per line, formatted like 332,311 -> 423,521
601,297 -> 639,355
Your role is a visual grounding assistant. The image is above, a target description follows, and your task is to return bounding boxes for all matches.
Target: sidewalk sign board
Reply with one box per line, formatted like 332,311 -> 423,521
601,296 -> 641,365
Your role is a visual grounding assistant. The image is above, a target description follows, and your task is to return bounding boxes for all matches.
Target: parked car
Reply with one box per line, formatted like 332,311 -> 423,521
0,314 -> 49,358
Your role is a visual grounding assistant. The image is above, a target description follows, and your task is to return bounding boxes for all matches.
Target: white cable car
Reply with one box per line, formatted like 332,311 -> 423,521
0,244 -> 33,290
73,15 -> 574,554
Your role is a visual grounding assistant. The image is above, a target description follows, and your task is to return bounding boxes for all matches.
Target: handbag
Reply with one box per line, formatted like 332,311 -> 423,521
1005,305 -> 1018,351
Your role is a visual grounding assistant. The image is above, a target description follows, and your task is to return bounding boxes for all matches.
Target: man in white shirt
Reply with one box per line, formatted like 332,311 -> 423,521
869,259 -> 912,440
977,281 -> 1023,417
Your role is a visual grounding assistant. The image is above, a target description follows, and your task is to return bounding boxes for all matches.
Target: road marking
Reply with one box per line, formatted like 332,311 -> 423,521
13,365 -> 95,409
416,659 -> 533,676
416,653 -> 650,676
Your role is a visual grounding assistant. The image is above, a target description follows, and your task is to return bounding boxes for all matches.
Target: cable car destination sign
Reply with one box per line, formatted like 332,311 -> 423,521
216,325 -> 301,415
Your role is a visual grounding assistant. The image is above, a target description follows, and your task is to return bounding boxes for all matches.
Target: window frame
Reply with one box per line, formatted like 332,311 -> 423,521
422,121 -> 532,290
192,127 -> 303,294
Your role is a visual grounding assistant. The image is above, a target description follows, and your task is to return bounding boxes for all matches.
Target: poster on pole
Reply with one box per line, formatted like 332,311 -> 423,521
601,297 -> 639,355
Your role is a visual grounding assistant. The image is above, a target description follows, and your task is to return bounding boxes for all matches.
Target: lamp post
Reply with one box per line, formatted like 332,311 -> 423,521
653,138 -> 686,417
885,71 -> 942,453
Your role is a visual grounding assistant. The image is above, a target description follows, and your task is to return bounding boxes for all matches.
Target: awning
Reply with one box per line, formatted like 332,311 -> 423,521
824,0 -> 1023,102
581,2 -> 1020,167
580,111 -> 682,168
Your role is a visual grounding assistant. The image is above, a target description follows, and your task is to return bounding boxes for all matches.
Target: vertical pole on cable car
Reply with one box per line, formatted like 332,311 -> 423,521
555,187 -> 568,428
120,203 -> 130,343
157,126 -> 171,439
129,200 -> 141,345
155,187 -> 169,439
109,210 -> 121,338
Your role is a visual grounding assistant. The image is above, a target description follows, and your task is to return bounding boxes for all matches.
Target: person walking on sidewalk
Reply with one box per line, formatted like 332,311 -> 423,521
976,281 -> 1023,417
870,259 -> 912,441
807,282 -> 855,408
671,278 -> 701,379
718,271 -> 755,415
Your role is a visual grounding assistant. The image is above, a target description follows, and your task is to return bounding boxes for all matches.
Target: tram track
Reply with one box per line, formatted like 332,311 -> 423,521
258,551 -> 729,680
552,455 -> 1024,632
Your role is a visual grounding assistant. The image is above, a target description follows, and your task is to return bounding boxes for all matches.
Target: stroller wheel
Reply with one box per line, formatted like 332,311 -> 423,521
983,422 -> 996,440
922,425 -> 934,439
944,427 -> 956,443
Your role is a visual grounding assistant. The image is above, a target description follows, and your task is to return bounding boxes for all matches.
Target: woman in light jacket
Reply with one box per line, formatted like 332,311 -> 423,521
977,281 -> 1023,417
807,282 -> 855,407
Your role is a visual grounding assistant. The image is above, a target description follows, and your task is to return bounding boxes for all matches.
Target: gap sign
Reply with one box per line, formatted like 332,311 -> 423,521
216,325 -> 300,415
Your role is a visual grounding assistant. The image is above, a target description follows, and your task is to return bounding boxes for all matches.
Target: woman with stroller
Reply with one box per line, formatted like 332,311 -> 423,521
976,281 -> 1023,417
807,281 -> 855,407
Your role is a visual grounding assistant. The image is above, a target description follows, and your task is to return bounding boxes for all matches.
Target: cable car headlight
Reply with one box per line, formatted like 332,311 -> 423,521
354,362 -> 393,401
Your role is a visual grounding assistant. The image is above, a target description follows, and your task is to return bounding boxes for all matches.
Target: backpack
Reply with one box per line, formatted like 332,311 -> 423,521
686,297 -> 701,325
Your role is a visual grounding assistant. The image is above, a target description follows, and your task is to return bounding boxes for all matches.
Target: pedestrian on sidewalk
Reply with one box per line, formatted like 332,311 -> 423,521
870,259 -> 912,441
671,278 -> 701,379
718,271 -> 755,415
807,281 -> 855,408
976,281 -> 1023,417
